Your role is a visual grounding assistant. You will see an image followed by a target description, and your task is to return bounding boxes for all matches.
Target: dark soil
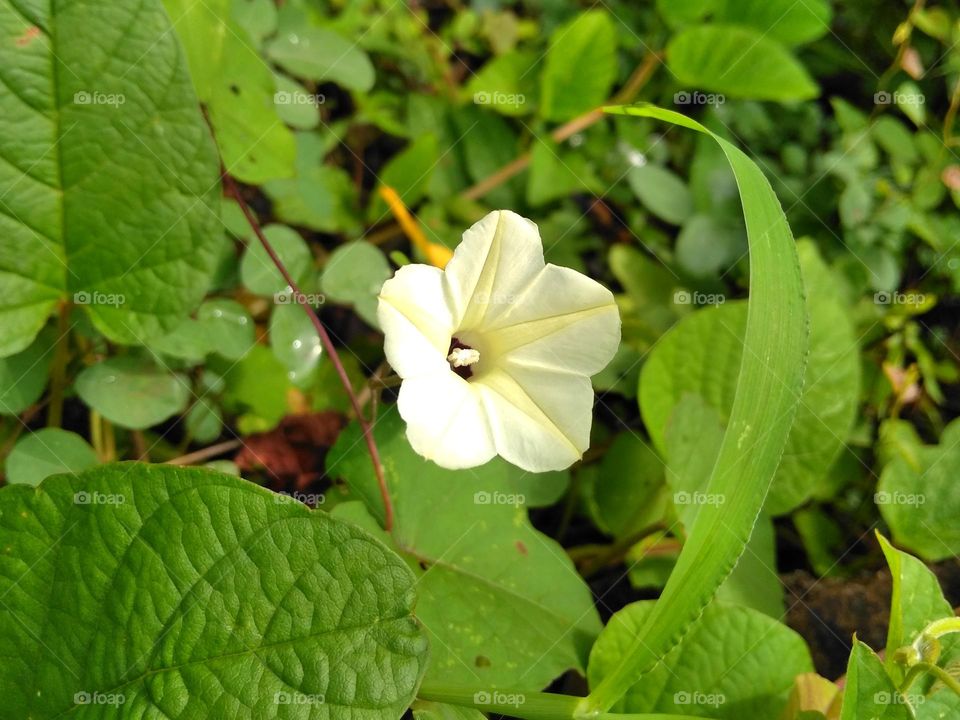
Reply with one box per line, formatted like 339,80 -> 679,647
783,560 -> 960,679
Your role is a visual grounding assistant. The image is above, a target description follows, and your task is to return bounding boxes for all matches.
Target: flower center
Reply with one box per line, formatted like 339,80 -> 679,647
447,337 -> 479,379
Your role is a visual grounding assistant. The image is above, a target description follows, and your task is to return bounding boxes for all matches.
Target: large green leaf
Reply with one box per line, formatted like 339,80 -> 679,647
0,463 -> 427,718
163,0 -> 296,184
667,25 -> 818,101
0,0 -> 222,357
540,10 -> 618,121
588,602 -> 812,719
640,241 -> 859,514
328,407 -> 601,689
583,105 -> 807,714
877,419 -> 960,561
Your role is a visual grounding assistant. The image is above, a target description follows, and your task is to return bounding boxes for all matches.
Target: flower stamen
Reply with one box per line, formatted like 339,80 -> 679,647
447,338 -> 479,379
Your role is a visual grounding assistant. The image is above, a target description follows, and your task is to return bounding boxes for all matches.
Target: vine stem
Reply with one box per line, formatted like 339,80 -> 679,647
416,684 -> 708,720
222,174 -> 394,532
47,301 -> 71,428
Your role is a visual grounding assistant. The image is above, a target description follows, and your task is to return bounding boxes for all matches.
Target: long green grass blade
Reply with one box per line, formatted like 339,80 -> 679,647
581,105 -> 808,715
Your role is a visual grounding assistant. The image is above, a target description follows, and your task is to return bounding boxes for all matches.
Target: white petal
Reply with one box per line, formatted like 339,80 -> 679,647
443,210 -> 545,330
484,265 -> 621,376
378,264 -> 454,379
397,372 -> 496,469
475,366 -> 592,472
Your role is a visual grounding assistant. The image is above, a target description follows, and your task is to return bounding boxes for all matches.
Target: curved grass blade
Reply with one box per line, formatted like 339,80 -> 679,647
581,105 -> 809,714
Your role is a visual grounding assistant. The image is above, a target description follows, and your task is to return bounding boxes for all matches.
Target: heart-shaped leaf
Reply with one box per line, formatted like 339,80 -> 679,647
0,463 -> 428,718
329,407 -> 600,689
0,0 -> 223,357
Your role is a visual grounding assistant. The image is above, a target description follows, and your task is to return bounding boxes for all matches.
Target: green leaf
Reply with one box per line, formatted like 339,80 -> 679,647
656,0 -> 714,28
466,51 -> 538,117
221,344 -> 294,430
640,241 -> 859,514
267,26 -> 376,92
368,135 -> 440,221
0,328 -> 53,415
185,397 -> 223,444
587,601 -> 812,718
75,357 -> 191,430
0,463 -> 427,717
328,407 -> 601,689
540,11 -> 618,121
877,418 -> 960,561
265,161 -> 359,234
628,163 -> 695,225
714,0 -> 832,46
675,215 -> 746,278
5,428 -> 98,486
878,534 -> 958,682
414,700 -> 486,720
273,73 -> 322,130
240,224 -> 314,297
665,396 -> 783,616
196,299 -> 256,361
527,137 -> 602,206
840,642 -> 914,720
667,25 -> 818,101
163,0 -> 296,184
321,242 -> 391,327
583,433 -> 666,538
0,0 -> 222,357
585,105 -> 807,715
269,303 -> 323,387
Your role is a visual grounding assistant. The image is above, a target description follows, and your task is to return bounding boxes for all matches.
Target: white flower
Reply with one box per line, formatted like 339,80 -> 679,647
377,210 -> 621,472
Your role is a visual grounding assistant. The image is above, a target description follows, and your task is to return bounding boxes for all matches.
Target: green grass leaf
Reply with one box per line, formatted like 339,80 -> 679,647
0,463 -> 428,718
640,241 -> 859,515
585,104 -> 807,714
0,0 -> 223,357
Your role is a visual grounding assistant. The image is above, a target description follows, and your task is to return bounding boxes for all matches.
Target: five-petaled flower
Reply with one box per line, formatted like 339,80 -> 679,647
378,210 -> 621,472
